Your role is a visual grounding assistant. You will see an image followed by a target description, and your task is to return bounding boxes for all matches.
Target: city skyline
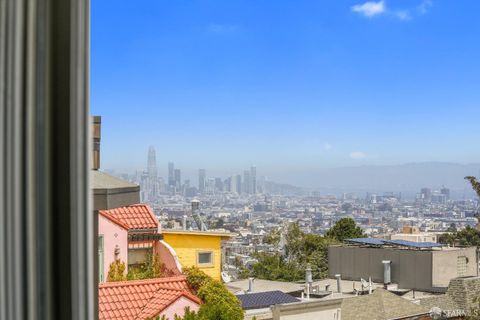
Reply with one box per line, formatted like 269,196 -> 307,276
92,0 -> 480,173
115,146 -> 479,200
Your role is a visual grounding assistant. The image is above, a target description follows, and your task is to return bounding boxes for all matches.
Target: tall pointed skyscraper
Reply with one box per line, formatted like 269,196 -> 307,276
146,146 -> 158,200
147,146 -> 157,179
198,169 -> 206,194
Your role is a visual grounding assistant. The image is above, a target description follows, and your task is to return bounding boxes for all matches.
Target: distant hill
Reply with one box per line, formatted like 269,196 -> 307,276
274,162 -> 480,199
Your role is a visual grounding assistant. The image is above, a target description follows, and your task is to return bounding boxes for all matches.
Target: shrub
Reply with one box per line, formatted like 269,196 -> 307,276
106,259 -> 126,282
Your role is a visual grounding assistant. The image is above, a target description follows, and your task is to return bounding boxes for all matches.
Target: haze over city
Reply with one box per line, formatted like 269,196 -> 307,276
92,0 -> 480,178
92,0 -> 480,190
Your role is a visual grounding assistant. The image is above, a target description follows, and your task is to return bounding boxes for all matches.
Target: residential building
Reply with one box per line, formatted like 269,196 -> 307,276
390,226 -> 438,243
98,276 -> 201,320
93,170 -> 140,210
162,230 -> 234,280
340,288 -> 430,320
329,239 -> 477,292
98,204 -> 182,278
420,276 -> 480,318
98,211 -> 128,282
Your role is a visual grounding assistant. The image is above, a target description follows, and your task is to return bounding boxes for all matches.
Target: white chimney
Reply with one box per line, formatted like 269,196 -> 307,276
335,274 -> 342,293
382,260 -> 391,287
248,277 -> 255,293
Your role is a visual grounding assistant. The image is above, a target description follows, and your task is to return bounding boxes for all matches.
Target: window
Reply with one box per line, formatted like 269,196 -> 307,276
197,251 -> 213,265
98,236 -> 104,282
128,248 -> 153,267
457,256 -> 468,277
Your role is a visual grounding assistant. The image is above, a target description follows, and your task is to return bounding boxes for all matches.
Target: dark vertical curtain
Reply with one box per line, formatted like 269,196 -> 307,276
0,0 -> 94,319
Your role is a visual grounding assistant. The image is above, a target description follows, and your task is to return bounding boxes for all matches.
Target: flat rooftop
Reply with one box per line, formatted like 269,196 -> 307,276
92,170 -> 138,190
162,229 -> 235,238
342,238 -> 450,250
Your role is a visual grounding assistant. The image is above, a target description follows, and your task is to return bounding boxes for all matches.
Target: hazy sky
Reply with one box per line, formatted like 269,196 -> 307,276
92,0 -> 480,176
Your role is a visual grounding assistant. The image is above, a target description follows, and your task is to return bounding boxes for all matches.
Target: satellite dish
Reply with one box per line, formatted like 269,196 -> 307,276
221,271 -> 231,283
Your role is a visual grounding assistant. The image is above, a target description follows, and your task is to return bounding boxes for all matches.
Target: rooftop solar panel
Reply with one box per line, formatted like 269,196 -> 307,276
382,239 -> 442,248
236,290 -> 299,310
346,238 -> 443,249
345,238 -> 384,245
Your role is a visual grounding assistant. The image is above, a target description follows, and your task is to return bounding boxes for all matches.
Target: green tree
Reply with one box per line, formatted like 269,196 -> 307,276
439,226 -> 480,247
183,266 -> 212,293
197,280 -> 244,320
263,228 -> 281,246
447,223 -> 457,232
106,259 -> 127,282
438,232 -> 456,246
182,267 -> 244,320
466,176 -> 480,225
173,307 -> 198,320
325,217 -> 366,242
250,223 -> 338,282
465,176 -> 480,198
284,223 -> 304,260
438,177 -> 480,248
251,252 -> 302,281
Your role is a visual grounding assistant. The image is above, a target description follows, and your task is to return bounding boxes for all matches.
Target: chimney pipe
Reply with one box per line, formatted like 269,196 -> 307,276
335,274 -> 342,293
92,116 -> 101,170
382,260 -> 391,288
248,277 -> 255,293
305,265 -> 312,299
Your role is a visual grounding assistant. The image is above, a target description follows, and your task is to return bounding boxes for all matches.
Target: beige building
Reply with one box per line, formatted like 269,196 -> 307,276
328,242 -> 477,292
390,226 -> 438,243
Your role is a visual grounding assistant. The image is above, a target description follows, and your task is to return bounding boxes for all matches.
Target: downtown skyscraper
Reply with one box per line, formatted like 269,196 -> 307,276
145,146 -> 159,201
198,169 -> 206,194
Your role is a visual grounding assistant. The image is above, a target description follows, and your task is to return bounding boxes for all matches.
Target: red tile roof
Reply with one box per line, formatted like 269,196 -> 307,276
99,204 -> 159,231
99,210 -> 129,230
98,276 -> 201,320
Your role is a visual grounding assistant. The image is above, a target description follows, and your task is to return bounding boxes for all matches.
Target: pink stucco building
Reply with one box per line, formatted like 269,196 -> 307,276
98,203 -> 182,282
98,211 -> 128,282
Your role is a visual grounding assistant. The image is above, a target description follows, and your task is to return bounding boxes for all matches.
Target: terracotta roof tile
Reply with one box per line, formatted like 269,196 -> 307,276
98,276 -> 200,320
99,204 -> 159,231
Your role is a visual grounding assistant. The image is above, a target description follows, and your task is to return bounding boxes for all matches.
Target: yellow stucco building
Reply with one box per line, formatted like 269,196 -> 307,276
162,230 -> 233,280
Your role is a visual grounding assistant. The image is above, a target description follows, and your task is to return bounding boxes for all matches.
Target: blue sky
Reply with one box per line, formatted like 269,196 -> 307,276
92,0 -> 480,178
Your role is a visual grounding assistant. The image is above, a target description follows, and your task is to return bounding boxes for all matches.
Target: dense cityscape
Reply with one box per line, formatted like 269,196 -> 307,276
108,146 -> 479,276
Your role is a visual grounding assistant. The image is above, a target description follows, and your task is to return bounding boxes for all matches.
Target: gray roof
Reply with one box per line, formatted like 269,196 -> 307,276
419,276 -> 480,316
92,170 -> 138,190
227,279 -> 305,294
236,291 -> 299,310
341,288 -> 430,320
419,295 -> 459,313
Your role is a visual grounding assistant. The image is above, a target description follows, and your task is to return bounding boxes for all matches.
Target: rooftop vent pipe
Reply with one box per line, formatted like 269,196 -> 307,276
335,274 -> 342,293
248,277 -> 255,293
382,260 -> 391,287
305,265 -> 312,299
